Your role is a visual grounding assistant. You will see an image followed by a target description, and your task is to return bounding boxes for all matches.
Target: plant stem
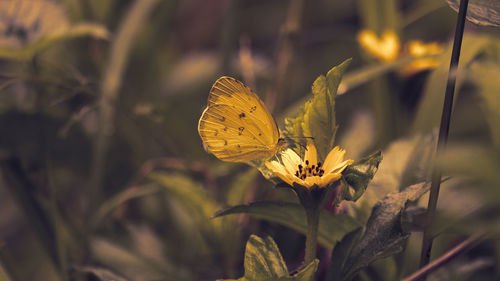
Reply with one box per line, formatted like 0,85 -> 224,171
419,0 -> 469,274
89,0 -> 160,212
304,207 -> 320,264
405,233 -> 485,281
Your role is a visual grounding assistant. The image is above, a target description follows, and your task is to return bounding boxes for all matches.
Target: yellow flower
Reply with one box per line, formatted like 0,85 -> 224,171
357,29 -> 400,63
265,143 -> 353,188
408,40 -> 442,56
401,40 -> 444,75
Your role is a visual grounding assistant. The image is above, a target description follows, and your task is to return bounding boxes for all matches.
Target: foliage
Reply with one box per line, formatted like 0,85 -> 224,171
0,0 -> 498,281
217,235 -> 318,281
339,150 -> 382,203
327,182 -> 429,281
283,59 -> 351,160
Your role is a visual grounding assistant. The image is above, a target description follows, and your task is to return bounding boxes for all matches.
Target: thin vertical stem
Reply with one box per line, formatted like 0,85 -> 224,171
304,207 -> 320,265
419,0 -> 469,274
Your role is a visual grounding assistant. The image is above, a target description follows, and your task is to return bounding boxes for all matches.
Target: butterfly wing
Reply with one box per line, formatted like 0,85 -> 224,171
198,77 -> 280,162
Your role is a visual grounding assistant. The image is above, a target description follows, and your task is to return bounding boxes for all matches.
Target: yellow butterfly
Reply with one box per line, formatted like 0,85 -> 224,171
198,76 -> 285,162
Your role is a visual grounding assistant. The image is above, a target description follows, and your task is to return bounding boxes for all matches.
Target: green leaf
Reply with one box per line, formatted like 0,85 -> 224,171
340,151 -> 382,203
213,201 -> 360,249
0,23 -> 109,61
327,182 -> 430,281
283,105 -> 307,157
447,0 -> 500,27
244,235 -> 289,280
217,235 -> 319,281
284,110 -> 305,140
326,59 -> 352,99
302,59 -> 351,160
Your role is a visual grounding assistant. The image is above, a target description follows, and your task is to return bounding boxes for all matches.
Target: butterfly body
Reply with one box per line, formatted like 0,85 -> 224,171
198,76 -> 284,162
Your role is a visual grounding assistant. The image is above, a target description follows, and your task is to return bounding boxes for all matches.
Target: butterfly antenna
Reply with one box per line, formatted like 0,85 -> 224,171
285,136 -> 314,140
283,136 -> 314,150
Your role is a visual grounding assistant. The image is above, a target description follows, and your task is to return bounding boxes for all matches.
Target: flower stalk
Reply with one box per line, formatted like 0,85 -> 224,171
419,0 -> 469,273
265,143 -> 353,265
304,205 -> 320,264
301,185 -> 335,264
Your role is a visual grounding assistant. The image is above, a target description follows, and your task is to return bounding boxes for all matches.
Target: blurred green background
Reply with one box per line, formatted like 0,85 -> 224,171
0,0 -> 499,280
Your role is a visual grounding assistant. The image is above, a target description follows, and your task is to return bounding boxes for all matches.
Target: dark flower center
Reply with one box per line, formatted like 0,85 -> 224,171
294,161 -> 324,180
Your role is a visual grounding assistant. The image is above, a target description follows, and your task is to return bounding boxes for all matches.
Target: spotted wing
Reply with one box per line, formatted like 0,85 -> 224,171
207,76 -> 279,145
198,77 -> 279,162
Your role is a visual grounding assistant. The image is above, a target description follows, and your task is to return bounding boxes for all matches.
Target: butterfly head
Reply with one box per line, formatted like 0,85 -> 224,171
276,138 -> 287,152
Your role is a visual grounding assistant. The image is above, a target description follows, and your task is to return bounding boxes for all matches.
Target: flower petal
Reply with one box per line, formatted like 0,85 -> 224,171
296,177 -> 312,188
327,159 -> 354,175
265,160 -> 286,174
322,146 -> 345,174
319,172 -> 342,187
304,143 -> 318,166
265,161 -> 295,186
281,149 -> 302,175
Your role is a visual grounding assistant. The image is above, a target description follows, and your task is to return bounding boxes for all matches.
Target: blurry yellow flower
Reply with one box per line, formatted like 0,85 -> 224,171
402,40 -> 444,75
0,0 -> 69,48
265,143 -> 353,188
408,40 -> 442,56
357,29 -> 400,62
357,28 -> 444,75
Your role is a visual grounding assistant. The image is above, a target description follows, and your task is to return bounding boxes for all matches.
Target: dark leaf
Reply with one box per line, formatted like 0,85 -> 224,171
326,182 -> 429,281
447,0 -> 500,27
340,151 -> 382,202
